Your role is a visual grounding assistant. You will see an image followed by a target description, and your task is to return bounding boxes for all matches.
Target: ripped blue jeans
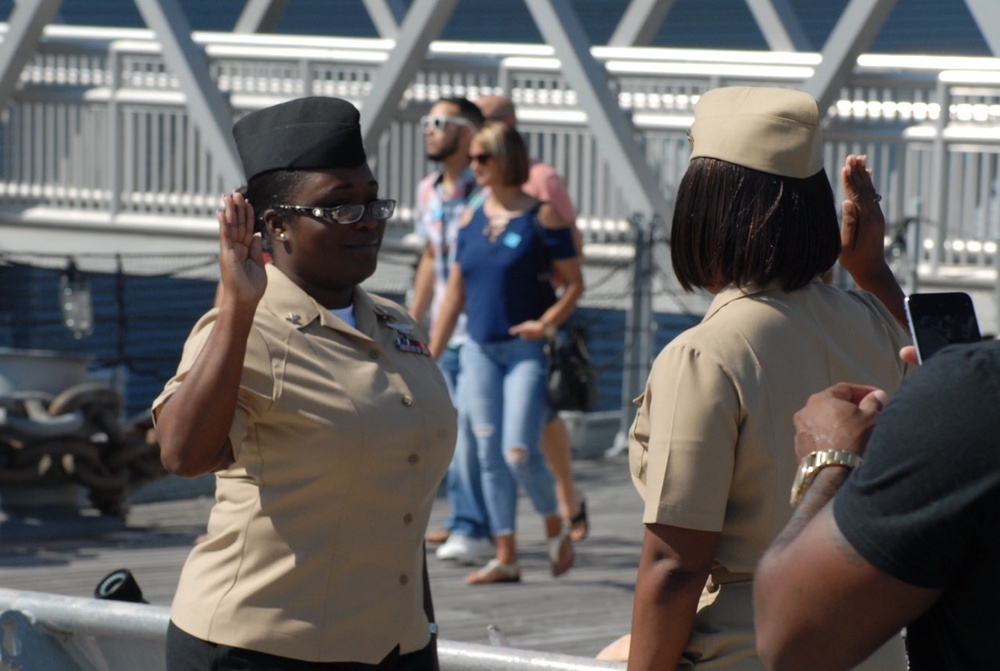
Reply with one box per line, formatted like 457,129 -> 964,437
459,337 -> 557,536
439,345 -> 491,540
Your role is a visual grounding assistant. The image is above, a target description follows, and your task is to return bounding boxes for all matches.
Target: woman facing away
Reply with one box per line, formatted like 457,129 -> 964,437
429,121 -> 584,585
617,87 -> 913,670
153,96 -> 456,670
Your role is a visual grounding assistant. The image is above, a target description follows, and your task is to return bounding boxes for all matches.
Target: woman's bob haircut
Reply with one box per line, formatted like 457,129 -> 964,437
671,157 -> 841,293
472,121 -> 530,187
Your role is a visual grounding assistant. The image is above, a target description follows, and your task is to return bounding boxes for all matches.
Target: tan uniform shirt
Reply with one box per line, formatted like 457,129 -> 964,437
629,280 -> 910,669
153,265 -> 456,663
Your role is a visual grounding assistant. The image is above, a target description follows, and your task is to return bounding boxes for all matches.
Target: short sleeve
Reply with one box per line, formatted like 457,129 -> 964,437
413,178 -> 432,243
834,341 -> 1000,588
151,311 -> 275,460
629,341 -> 740,531
540,225 -> 576,261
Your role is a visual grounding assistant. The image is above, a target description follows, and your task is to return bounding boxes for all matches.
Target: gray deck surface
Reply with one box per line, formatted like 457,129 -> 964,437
0,453 -> 642,660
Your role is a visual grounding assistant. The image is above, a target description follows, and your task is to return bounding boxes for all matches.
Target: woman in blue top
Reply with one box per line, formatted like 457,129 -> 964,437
430,121 -> 584,585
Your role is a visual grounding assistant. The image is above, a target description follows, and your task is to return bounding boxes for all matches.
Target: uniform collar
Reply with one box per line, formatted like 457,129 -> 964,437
701,280 -> 791,322
261,264 -> 388,342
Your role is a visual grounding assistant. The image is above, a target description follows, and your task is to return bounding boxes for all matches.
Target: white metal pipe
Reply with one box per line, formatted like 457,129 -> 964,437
0,589 -> 625,670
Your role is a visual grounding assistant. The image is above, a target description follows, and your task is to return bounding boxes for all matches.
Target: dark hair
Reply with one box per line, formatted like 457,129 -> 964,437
473,121 -> 529,186
671,157 -> 840,293
245,170 -> 310,251
439,97 -> 485,129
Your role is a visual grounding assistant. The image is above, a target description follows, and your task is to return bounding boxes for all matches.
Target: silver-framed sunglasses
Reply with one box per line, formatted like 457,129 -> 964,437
420,115 -> 475,132
273,199 -> 396,225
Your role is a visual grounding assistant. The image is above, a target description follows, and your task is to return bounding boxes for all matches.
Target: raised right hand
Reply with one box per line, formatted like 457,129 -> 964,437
218,190 -> 266,308
838,154 -> 889,282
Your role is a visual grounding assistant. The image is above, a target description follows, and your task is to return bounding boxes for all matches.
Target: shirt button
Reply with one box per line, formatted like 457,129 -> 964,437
408,454 -> 420,464
401,395 -> 413,406
399,574 -> 409,586
368,350 -> 380,360
403,513 -> 413,524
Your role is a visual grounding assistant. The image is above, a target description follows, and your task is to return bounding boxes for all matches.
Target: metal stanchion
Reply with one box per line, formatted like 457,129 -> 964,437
608,212 -> 655,456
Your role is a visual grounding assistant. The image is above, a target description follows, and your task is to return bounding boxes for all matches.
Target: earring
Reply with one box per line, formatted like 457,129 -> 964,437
275,230 -> 287,241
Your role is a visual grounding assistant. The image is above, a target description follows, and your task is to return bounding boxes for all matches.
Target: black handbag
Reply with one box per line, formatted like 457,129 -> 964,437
529,216 -> 596,412
545,326 -> 598,413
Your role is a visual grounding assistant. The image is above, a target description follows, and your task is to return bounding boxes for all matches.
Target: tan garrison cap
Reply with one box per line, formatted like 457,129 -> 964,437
689,86 -> 824,179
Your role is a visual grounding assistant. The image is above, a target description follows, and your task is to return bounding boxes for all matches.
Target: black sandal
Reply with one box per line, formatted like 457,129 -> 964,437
569,499 -> 589,541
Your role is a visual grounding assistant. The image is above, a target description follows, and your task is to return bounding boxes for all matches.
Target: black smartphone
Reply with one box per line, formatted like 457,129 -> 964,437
904,291 -> 982,363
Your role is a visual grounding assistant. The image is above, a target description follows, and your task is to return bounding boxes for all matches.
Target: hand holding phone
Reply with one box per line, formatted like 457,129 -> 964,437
904,291 -> 982,364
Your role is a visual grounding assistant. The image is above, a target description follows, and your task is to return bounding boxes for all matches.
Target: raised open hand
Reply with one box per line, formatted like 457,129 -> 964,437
218,190 -> 266,308
839,154 -> 889,282
837,154 -> 909,327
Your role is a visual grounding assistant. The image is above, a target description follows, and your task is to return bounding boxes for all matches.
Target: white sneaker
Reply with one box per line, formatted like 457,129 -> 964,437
435,534 -> 493,565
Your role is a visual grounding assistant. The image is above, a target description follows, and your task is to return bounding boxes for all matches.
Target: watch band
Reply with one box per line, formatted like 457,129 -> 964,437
790,449 -> 863,507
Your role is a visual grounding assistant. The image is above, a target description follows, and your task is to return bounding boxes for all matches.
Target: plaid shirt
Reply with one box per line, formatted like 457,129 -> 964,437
414,166 -> 482,347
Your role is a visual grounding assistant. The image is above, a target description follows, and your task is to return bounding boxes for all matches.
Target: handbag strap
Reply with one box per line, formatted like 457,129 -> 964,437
529,207 -> 557,311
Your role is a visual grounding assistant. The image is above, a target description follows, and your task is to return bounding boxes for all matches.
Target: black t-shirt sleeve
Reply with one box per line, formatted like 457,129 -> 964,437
833,341 -> 1000,589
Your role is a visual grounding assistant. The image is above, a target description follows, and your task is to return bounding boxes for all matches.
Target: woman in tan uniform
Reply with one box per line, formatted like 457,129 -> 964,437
154,97 -> 456,670
621,87 -> 911,670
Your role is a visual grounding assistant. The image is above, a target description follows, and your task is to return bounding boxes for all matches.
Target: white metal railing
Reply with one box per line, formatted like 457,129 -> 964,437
1,25 -> 999,275
0,588 -> 623,671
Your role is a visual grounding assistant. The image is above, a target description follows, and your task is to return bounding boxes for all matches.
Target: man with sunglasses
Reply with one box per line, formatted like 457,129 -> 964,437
409,97 -> 494,566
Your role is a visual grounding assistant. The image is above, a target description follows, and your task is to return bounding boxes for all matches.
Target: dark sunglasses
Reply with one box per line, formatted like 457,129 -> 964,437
469,153 -> 492,164
273,199 -> 396,225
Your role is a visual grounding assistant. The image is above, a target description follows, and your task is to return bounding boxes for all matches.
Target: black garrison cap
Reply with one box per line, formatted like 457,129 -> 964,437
232,96 -> 367,182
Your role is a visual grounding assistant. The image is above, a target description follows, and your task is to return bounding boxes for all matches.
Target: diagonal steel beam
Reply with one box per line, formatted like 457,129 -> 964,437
964,0 -> 1000,58
745,0 -> 811,51
525,0 -> 668,217
360,0 -> 459,151
233,0 -> 289,33
133,0 -> 242,186
0,0 -> 63,110
608,0 -> 675,47
361,0 -> 407,40
803,0 -> 899,114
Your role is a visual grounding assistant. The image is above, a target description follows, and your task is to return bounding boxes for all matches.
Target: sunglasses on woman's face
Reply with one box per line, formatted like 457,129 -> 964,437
469,153 -> 492,165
